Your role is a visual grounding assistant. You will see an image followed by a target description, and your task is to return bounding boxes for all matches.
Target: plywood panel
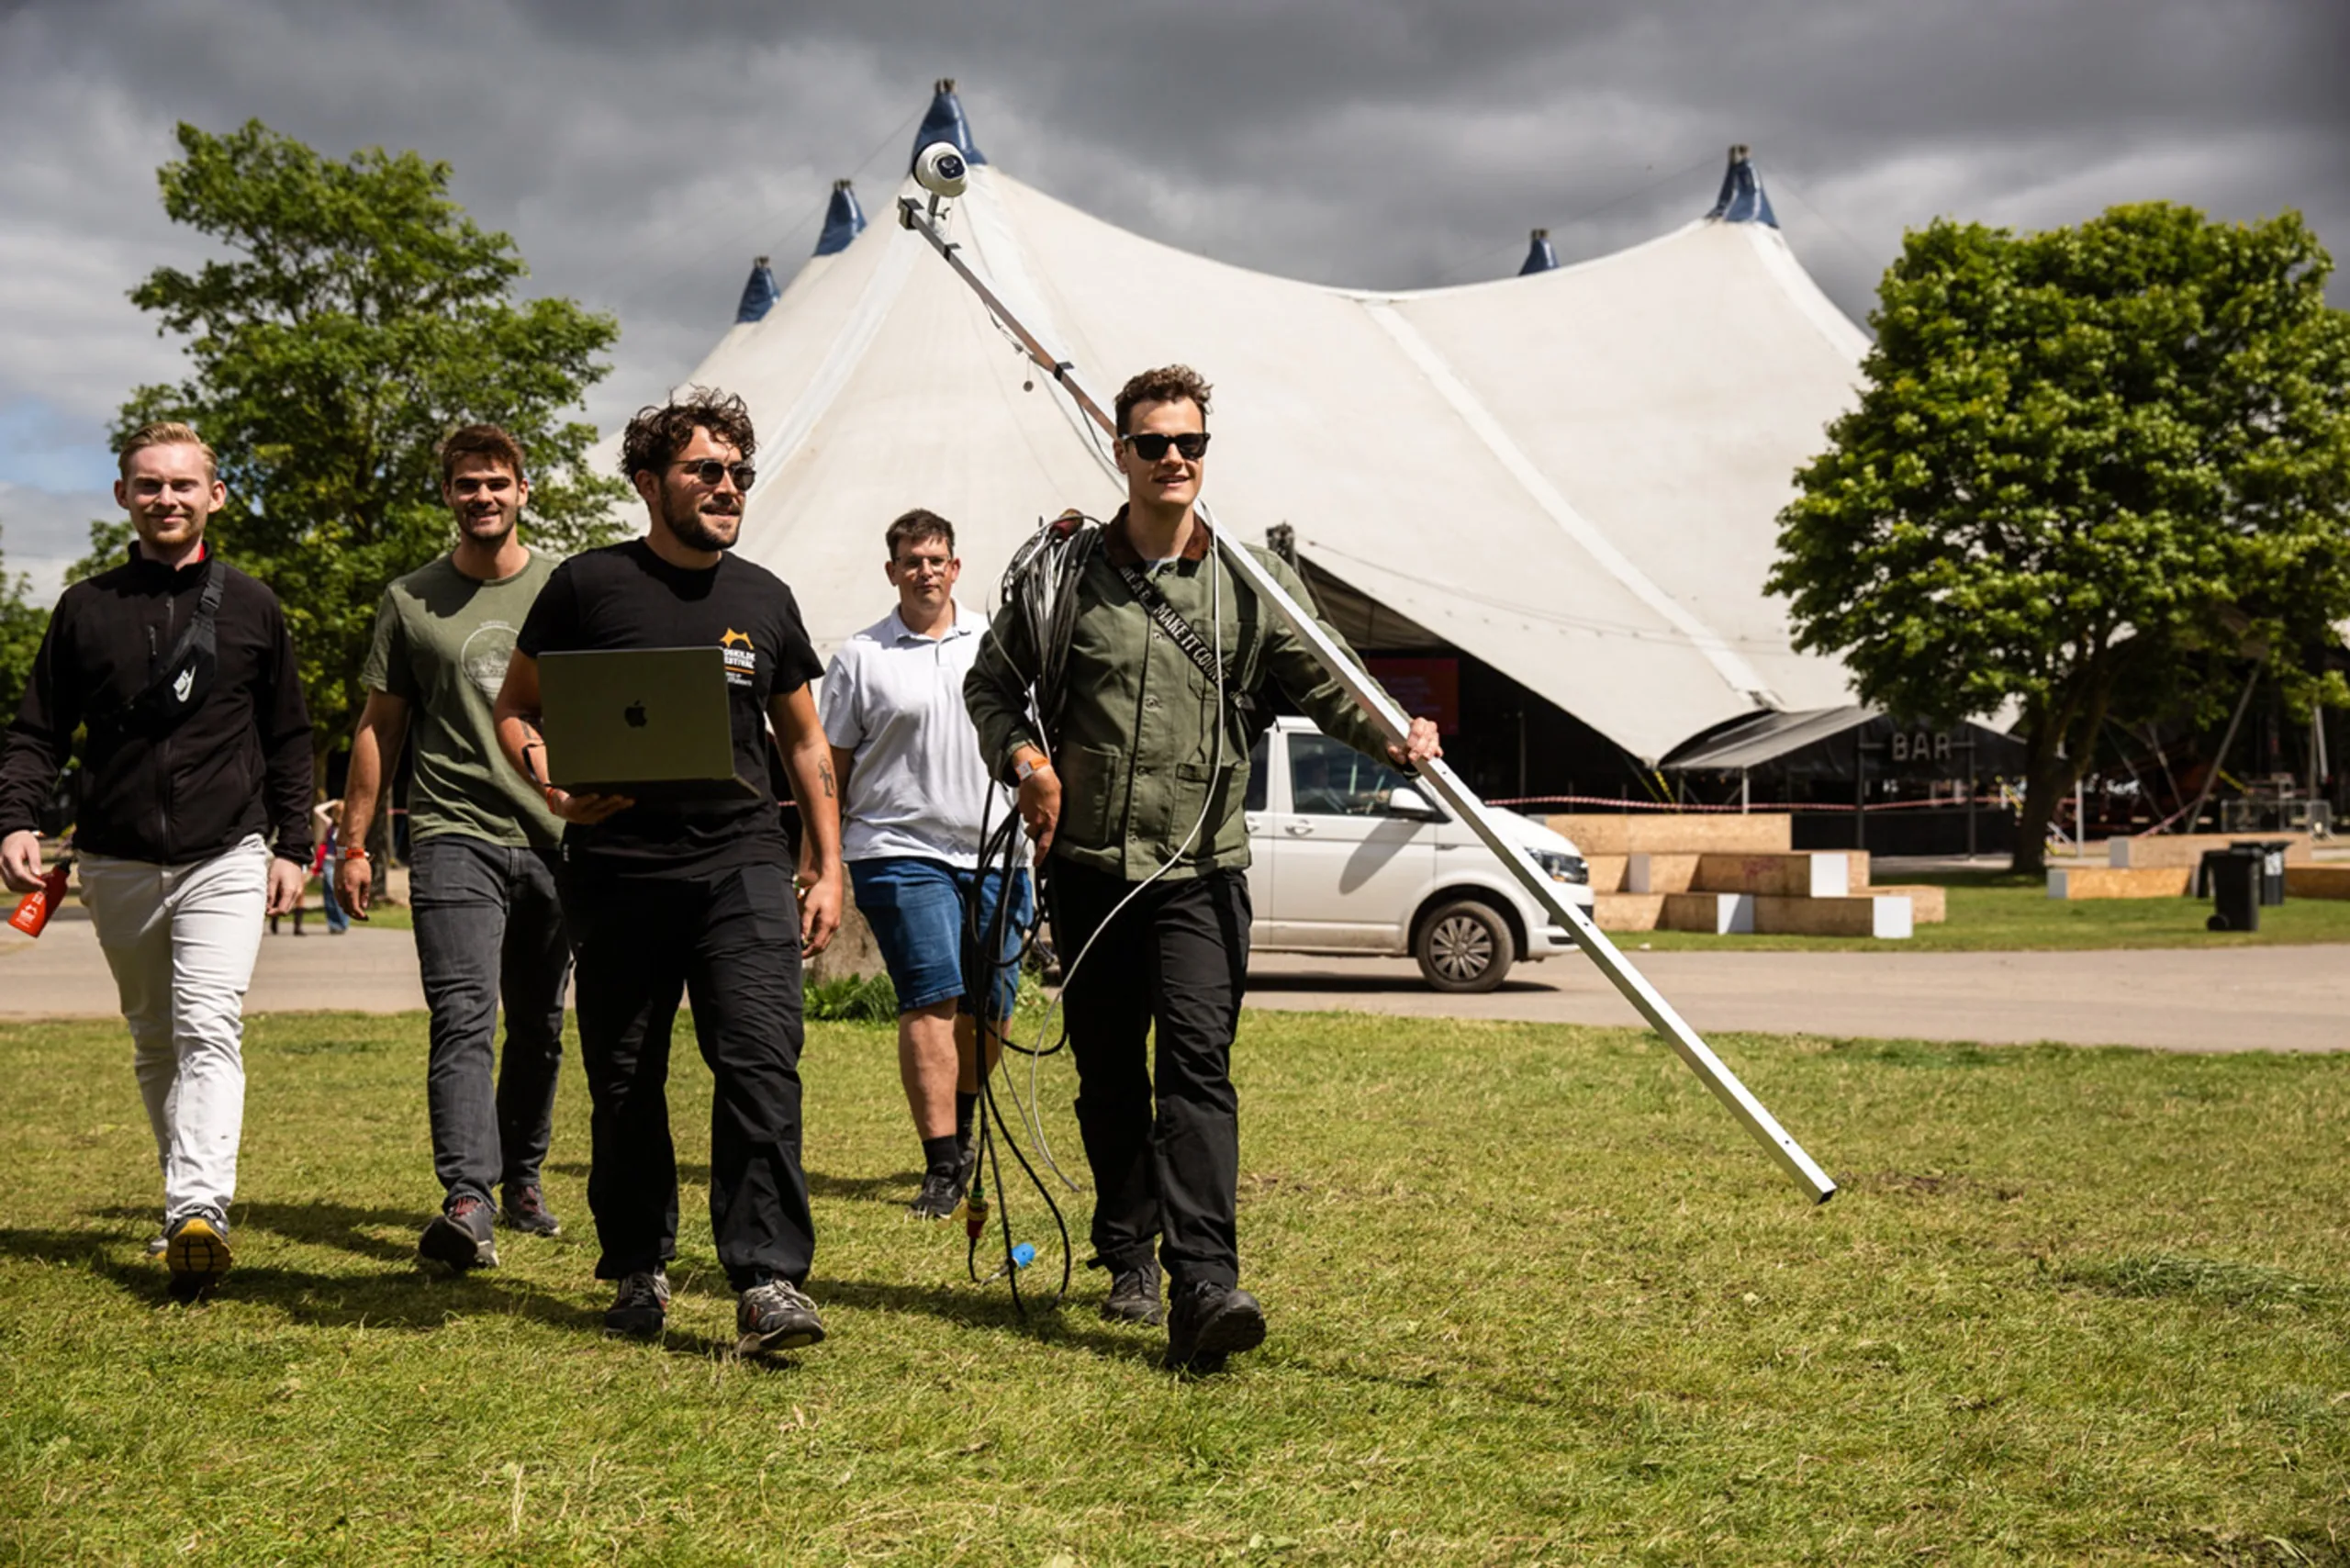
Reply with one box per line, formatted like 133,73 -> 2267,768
1662,892 -> 1756,934
1693,851 -> 1859,897
2046,868 -> 2195,900
1544,813 -> 1792,856
1754,894 -> 1913,938
1626,854 -> 1700,893
2284,866 -> 2350,900
1870,884 -> 1947,923
2109,833 -> 2313,869
1594,892 -> 1665,931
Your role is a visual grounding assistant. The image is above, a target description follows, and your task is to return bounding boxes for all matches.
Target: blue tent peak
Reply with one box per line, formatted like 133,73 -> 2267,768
1705,144 -> 1778,227
814,178 -> 866,257
734,255 -> 780,324
1517,228 -> 1560,275
909,77 -> 986,171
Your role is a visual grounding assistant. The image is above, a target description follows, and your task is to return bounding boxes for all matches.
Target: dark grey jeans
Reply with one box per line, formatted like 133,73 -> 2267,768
409,834 -> 569,1208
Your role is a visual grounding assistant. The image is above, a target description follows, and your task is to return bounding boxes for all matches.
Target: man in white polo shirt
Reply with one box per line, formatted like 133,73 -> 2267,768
820,509 -> 1030,1219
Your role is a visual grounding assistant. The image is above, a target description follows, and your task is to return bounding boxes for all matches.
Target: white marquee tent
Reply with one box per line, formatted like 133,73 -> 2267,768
594,87 -> 1872,766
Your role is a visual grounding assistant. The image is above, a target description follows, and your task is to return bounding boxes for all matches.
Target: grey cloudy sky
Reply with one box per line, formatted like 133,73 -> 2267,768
2,0 -> 2343,598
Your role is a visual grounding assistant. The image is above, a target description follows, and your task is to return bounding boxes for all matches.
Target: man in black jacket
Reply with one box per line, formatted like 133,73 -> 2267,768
0,422 -> 312,1302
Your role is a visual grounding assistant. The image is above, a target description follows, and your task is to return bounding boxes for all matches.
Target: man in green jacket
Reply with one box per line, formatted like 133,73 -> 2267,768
965,364 -> 1440,1372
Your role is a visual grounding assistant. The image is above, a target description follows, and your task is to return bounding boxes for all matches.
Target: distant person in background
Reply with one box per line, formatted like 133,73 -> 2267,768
272,800 -> 350,936
0,421 -> 311,1301
819,509 -> 1029,1220
338,424 -> 572,1274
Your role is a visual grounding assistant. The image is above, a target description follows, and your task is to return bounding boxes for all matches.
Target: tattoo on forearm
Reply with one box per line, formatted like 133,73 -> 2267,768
817,760 -> 836,800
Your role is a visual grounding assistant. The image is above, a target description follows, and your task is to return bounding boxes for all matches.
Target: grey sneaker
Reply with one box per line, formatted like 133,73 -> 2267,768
1164,1281 -> 1267,1373
604,1269 -> 671,1338
419,1194 -> 499,1271
501,1184 -> 563,1238
1101,1260 -> 1164,1326
145,1227 -> 168,1259
735,1279 -> 825,1356
164,1208 -> 232,1303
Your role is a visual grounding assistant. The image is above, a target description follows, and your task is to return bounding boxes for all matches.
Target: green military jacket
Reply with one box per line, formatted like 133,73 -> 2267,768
965,509 -> 1393,881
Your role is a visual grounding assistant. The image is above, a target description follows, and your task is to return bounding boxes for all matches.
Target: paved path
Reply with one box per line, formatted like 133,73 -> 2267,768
6,915 -> 2344,1053
1247,948 -> 2350,1052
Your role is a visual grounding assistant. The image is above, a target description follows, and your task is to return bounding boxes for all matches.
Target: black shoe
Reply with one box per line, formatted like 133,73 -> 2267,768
908,1168 -> 964,1221
1164,1281 -> 1266,1372
419,1194 -> 499,1271
736,1279 -> 826,1356
164,1208 -> 232,1303
1101,1260 -> 1165,1326
501,1183 -> 563,1238
604,1269 -> 670,1338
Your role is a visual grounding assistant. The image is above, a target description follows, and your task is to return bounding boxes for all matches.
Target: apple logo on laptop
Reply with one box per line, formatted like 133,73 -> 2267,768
624,700 -> 648,729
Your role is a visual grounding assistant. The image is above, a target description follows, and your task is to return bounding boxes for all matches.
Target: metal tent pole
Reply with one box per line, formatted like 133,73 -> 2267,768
899,196 -> 1836,1204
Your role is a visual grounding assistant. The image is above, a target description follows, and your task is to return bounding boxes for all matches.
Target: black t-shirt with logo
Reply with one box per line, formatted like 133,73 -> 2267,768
517,539 -> 822,879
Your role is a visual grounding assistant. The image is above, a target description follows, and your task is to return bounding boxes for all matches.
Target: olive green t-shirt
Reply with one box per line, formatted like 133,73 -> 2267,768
361,550 -> 564,849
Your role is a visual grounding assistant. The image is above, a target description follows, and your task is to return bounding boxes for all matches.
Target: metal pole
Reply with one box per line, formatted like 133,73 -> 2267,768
899,196 -> 1837,1204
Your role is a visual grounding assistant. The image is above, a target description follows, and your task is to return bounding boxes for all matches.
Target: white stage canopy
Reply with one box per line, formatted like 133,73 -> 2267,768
592,90 -> 1869,765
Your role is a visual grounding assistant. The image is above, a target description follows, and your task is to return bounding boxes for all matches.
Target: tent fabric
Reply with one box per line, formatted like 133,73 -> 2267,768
1662,705 -> 2028,776
595,155 -> 1868,764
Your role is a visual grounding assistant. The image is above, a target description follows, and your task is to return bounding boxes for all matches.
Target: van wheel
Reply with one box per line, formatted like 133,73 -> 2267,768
1416,900 -> 1514,992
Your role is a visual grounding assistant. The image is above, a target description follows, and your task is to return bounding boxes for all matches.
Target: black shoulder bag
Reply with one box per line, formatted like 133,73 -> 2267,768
94,560 -> 227,745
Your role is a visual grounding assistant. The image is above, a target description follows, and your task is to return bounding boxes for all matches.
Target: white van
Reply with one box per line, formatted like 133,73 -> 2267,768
1243,717 -> 1593,991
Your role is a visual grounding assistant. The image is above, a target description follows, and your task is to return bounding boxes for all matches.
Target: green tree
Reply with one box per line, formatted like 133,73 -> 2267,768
1768,202 -> 2350,871
95,119 -> 627,767
0,526 -> 47,723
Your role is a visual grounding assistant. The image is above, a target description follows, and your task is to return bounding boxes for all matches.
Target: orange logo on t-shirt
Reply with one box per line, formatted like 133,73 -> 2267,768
719,628 -> 756,686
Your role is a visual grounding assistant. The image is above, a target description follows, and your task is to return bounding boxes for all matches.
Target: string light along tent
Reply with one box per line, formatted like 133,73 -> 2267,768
593,83 -> 1871,767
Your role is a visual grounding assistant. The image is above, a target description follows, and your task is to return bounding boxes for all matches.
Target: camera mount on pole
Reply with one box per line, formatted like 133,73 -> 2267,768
897,194 -> 1837,1204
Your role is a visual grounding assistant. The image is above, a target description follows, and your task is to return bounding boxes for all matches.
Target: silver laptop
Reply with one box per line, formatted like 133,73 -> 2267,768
537,646 -> 761,802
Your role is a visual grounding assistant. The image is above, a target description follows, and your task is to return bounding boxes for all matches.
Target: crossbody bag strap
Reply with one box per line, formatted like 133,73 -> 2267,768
1113,556 -> 1265,738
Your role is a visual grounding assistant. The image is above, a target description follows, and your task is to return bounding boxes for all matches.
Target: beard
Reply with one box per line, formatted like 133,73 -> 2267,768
661,485 -> 741,552
460,509 -> 517,546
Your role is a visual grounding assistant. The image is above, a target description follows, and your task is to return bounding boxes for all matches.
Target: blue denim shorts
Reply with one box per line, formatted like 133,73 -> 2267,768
847,857 -> 1033,1019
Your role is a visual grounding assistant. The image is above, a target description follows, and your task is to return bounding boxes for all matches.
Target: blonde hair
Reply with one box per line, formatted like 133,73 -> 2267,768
118,421 -> 218,483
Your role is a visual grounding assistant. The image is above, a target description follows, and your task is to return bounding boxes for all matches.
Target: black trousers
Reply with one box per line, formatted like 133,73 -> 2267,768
557,860 -> 813,1291
1047,857 -> 1250,1291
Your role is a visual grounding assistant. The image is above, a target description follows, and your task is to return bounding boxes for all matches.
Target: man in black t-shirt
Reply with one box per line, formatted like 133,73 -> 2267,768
493,388 -> 845,1356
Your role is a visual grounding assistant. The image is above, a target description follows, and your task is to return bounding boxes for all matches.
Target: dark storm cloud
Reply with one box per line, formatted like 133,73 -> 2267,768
2,0 -> 2341,591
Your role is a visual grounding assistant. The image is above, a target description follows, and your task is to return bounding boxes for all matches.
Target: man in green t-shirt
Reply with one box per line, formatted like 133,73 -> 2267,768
338,424 -> 571,1273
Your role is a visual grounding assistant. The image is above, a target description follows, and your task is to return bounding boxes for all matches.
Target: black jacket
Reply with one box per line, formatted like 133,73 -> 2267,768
0,544 -> 313,867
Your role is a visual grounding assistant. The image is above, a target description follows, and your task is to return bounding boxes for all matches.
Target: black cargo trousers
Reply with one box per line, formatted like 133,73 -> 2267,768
1046,857 -> 1251,1292
555,860 -> 815,1291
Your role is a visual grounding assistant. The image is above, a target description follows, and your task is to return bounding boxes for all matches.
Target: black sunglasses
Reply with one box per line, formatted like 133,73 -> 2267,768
1122,431 -> 1210,461
674,457 -> 756,489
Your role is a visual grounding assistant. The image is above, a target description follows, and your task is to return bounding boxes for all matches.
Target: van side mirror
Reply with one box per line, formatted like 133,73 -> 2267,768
1386,784 -> 1444,820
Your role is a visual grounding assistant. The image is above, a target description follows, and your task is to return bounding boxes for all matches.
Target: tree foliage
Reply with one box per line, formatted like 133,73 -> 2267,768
1768,201 -> 2350,868
0,526 -> 46,724
93,119 -> 627,759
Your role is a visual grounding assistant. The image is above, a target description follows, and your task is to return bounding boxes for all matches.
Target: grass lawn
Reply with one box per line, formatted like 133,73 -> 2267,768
3,1008 -> 2345,1564
1633,869 -> 2350,952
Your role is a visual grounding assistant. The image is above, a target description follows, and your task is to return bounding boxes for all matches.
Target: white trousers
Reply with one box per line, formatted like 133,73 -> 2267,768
78,835 -> 269,1221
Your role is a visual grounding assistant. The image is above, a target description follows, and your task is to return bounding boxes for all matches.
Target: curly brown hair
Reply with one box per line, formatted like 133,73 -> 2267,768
1113,364 -> 1213,435
438,423 -> 527,485
621,387 -> 757,483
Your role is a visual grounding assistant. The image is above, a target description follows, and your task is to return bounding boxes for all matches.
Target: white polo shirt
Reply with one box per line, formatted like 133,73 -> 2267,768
819,600 -> 1011,867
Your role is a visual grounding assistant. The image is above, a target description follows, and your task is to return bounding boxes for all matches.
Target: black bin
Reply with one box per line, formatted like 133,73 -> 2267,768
2229,839 -> 2290,906
2205,846 -> 2262,932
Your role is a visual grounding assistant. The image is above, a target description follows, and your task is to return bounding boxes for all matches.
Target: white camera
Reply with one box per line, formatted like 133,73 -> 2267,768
914,141 -> 969,198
